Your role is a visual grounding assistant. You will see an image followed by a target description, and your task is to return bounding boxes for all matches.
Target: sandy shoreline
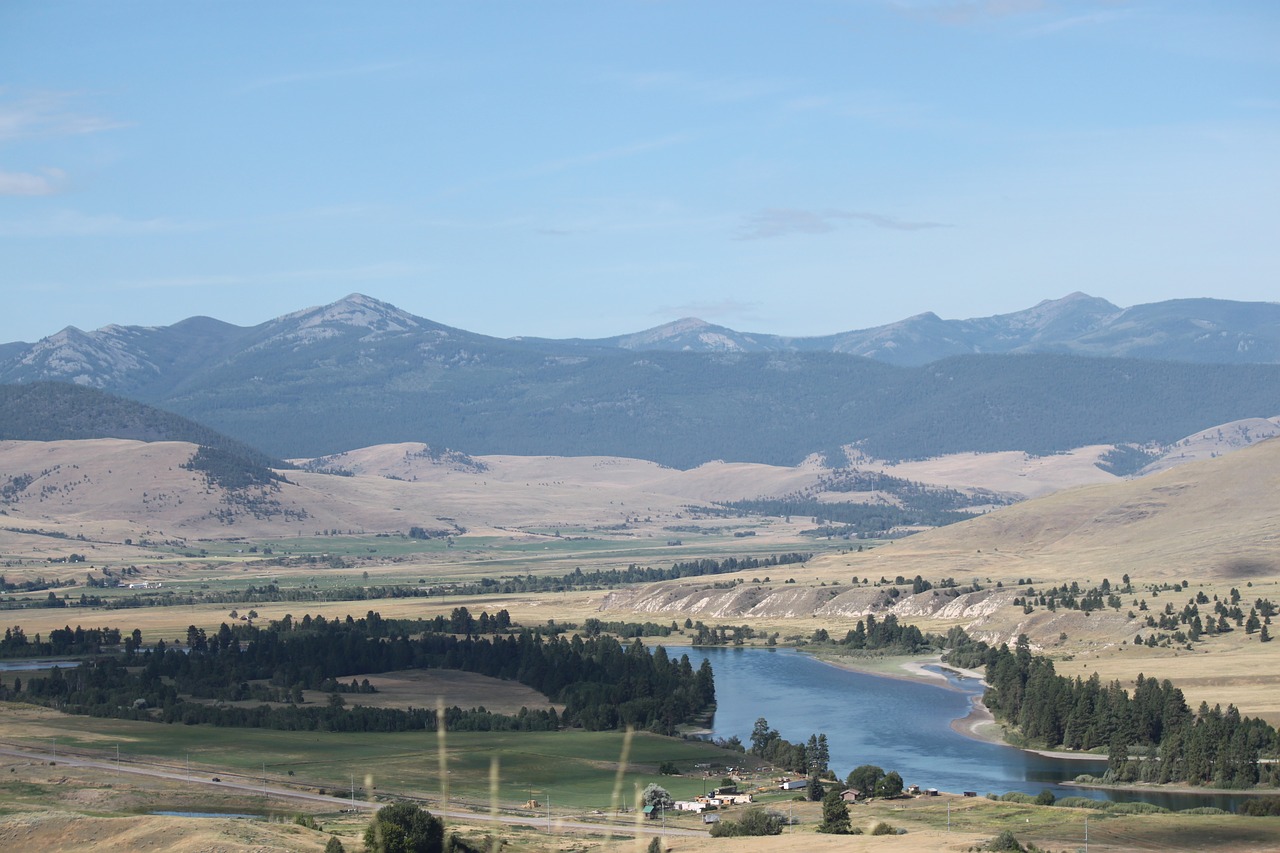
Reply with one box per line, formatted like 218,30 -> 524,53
807,651 -> 1107,762
802,649 -> 1277,801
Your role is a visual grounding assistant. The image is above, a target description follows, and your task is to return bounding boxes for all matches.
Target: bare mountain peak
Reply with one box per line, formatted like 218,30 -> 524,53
17,324 -> 148,387
610,317 -> 764,352
663,317 -> 712,332
281,292 -> 418,327
266,292 -> 429,346
640,317 -> 713,337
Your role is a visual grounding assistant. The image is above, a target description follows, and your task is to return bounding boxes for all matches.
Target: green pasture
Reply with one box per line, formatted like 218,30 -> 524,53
18,715 -> 750,812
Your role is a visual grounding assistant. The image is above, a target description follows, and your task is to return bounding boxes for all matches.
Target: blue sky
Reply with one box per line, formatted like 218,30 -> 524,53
2,1 -> 1277,343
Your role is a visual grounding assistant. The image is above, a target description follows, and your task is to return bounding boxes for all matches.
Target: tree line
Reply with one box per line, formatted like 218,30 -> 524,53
25,552 -> 809,613
3,612 -> 714,736
0,624 -> 121,657
981,635 -> 1280,788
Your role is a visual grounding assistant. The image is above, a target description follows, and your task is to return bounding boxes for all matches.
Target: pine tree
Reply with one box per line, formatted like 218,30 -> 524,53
817,788 -> 851,834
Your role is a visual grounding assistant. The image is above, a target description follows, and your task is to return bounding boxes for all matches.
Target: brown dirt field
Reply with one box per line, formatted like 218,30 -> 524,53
184,668 -> 561,717
321,669 -> 562,716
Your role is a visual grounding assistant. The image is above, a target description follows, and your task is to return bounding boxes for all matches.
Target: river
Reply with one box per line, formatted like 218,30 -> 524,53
668,644 -> 1255,812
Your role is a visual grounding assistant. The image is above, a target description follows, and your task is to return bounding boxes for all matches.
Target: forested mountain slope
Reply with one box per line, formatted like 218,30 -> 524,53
4,294 -> 1280,466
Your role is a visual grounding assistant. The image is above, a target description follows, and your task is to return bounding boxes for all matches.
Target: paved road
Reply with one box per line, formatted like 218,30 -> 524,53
0,743 -> 705,839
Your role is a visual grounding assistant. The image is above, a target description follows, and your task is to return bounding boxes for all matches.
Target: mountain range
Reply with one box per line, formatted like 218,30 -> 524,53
4,293 -> 1280,467
552,291 -> 1280,365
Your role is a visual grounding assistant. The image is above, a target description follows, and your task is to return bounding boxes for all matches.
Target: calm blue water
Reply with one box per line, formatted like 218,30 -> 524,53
0,658 -> 82,672
666,645 -> 1254,812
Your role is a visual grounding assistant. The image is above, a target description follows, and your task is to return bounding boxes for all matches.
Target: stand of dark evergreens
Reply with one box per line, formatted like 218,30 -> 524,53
980,636 -> 1280,789
723,497 -> 976,537
748,717 -> 830,776
4,613 -> 714,735
444,553 -> 811,595
832,613 -> 936,655
0,624 -> 121,657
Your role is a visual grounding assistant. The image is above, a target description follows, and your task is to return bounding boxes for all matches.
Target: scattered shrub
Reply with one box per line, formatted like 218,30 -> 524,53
985,830 -> 1027,852
1107,802 -> 1168,815
709,807 -> 785,837
1240,797 -> 1280,816
1054,797 -> 1109,810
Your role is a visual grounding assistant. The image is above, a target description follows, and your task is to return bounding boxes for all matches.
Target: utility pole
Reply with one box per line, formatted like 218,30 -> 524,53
947,799 -> 951,832
186,752 -> 189,783
351,774 -> 356,812
115,744 -> 119,776
1084,814 -> 1088,852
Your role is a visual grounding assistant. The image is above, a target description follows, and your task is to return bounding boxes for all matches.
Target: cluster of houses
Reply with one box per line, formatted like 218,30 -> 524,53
776,778 -> 943,802
670,786 -> 754,815
651,776 -> 958,825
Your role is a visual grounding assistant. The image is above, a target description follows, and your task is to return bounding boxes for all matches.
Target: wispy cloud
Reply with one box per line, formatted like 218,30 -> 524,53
0,210 -> 192,238
735,208 -> 951,240
243,61 -> 412,91
783,90 -> 928,126
613,70 -> 787,103
1022,8 -> 1133,37
0,91 -> 126,142
0,167 -> 65,196
518,133 -> 695,179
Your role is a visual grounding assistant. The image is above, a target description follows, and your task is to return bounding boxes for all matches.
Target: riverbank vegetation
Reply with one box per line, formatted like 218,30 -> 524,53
981,635 -> 1280,789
